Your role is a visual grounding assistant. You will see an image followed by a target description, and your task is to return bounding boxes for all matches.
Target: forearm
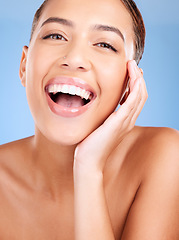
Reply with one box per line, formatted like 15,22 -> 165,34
72,61 -> 146,240
74,169 -> 115,240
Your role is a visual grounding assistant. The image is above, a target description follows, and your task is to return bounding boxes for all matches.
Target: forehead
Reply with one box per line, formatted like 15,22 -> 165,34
37,0 -> 133,36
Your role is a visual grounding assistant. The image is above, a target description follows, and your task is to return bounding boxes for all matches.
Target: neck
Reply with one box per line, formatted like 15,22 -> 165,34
30,130 -> 77,199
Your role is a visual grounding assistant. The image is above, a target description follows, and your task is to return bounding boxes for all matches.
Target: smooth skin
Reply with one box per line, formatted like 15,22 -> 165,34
1,0 -> 179,239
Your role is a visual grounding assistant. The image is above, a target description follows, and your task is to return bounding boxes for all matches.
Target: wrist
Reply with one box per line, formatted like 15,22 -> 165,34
73,163 -> 104,183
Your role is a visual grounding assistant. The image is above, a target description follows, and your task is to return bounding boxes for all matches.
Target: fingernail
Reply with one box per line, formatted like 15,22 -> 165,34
140,68 -> 143,75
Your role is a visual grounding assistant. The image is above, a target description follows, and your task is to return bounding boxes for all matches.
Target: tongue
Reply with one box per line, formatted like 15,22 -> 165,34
56,94 -> 84,108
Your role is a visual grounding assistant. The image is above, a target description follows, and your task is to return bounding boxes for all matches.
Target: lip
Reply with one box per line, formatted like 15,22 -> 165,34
45,76 -> 97,117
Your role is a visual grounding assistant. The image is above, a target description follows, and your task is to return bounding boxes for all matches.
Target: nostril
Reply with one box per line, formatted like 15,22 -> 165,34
60,56 -> 90,71
61,63 -> 69,69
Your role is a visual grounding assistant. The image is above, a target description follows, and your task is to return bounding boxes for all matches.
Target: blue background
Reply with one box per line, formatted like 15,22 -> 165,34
1,0 -> 179,144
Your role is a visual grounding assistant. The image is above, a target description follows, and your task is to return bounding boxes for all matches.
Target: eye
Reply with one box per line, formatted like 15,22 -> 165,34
43,33 -> 67,41
94,42 -> 118,53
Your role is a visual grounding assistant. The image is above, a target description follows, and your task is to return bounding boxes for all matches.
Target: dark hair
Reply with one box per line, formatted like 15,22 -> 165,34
30,0 -> 49,41
120,0 -> 145,63
30,0 -> 145,64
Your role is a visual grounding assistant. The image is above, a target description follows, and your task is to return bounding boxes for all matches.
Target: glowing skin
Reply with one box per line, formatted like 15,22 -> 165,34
0,0 -> 178,239
20,0 -> 135,146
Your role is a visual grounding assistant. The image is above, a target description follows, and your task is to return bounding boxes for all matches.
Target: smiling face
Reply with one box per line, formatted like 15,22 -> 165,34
20,0 -> 135,145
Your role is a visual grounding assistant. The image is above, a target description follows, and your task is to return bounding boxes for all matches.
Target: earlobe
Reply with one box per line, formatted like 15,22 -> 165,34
19,46 -> 28,87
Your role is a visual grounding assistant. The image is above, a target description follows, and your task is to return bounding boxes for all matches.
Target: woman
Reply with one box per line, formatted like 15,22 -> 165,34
0,0 -> 179,239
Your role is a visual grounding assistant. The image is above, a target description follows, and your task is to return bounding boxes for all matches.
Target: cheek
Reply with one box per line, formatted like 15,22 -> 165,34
93,59 -> 127,122
25,44 -> 56,102
27,46 -> 51,79
25,47 -> 49,124
97,59 -> 127,99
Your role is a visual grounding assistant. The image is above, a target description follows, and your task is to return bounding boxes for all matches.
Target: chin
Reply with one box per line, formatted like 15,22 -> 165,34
37,126 -> 90,147
53,135 -> 84,146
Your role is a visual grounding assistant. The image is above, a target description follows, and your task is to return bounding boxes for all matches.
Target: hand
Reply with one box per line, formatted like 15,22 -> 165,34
74,60 -> 148,174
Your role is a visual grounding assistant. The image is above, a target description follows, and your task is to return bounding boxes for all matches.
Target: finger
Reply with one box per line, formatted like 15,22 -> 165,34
117,76 -> 141,126
128,60 -> 138,90
124,83 -> 142,131
120,60 -> 142,105
97,64 -> 143,138
130,77 -> 148,125
121,67 -> 147,129
128,60 -> 143,91
139,68 -> 143,76
82,75 -> 142,161
120,61 -> 144,122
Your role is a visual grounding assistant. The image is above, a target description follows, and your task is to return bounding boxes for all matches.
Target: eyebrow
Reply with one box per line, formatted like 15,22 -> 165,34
41,17 -> 125,42
93,24 -> 125,42
41,17 -> 74,28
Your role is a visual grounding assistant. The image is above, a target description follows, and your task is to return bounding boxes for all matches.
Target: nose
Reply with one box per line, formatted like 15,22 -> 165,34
60,41 -> 92,72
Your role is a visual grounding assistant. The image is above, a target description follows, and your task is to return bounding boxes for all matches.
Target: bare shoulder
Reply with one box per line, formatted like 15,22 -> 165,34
121,126 -> 179,239
0,137 -> 35,199
0,137 -> 34,172
108,126 -> 179,178
130,126 -> 179,180
140,126 -> 179,150
133,125 -> 179,145
0,137 -> 33,155
135,126 -> 179,168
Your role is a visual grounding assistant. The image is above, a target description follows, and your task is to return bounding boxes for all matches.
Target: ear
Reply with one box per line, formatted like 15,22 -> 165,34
19,46 -> 28,87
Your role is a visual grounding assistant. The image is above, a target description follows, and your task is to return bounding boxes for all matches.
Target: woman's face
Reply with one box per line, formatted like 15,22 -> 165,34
20,0 -> 134,145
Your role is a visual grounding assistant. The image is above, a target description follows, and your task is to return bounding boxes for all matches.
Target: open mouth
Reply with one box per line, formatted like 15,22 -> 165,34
46,84 -> 94,108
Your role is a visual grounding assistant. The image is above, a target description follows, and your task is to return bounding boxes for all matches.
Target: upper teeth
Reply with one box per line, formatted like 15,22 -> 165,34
47,84 -> 92,100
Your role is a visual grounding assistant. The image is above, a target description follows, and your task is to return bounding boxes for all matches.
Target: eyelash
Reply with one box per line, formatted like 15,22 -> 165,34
43,33 -> 66,41
94,42 -> 118,53
42,34 -> 117,53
